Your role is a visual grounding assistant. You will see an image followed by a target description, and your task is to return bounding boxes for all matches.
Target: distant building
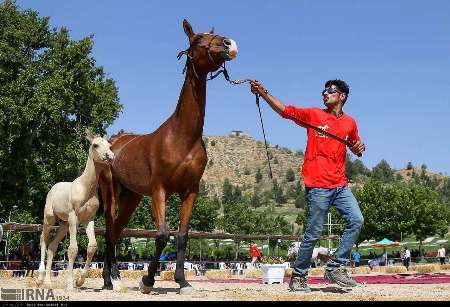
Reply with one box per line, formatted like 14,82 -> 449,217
230,130 -> 249,137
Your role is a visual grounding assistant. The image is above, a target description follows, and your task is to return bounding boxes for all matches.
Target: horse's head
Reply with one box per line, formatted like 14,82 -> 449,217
180,19 -> 238,75
85,129 -> 115,164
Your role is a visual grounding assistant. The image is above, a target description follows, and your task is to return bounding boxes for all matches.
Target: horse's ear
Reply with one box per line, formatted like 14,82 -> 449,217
209,26 -> 214,34
183,19 -> 194,40
85,128 -> 94,143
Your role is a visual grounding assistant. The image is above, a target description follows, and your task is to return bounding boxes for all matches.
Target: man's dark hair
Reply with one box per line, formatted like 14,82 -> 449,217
325,79 -> 350,103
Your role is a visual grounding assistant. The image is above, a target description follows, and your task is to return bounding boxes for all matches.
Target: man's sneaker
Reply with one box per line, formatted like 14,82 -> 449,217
324,267 -> 359,287
288,275 -> 311,292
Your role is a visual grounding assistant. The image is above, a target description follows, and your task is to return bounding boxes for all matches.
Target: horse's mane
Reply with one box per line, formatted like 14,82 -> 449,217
109,130 -> 139,145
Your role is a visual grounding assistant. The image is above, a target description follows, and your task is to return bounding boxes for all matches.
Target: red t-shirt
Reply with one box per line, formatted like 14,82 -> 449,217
282,106 -> 361,188
250,244 -> 261,257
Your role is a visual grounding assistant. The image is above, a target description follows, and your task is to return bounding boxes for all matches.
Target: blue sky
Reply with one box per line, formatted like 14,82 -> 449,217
17,0 -> 450,175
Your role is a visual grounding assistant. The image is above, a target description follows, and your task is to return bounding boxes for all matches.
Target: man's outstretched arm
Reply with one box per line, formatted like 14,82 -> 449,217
250,80 -> 285,116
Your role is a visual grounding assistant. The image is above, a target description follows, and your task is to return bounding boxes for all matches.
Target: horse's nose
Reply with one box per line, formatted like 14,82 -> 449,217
223,38 -> 232,48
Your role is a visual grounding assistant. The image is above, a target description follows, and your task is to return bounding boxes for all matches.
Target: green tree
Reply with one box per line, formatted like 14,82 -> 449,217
255,168 -> 263,183
221,178 -> 234,205
0,1 -> 122,219
188,196 -> 219,232
355,180 -> 414,243
164,194 -> 219,232
251,187 -> 261,209
128,196 -> 154,230
294,192 -> 307,209
285,168 -> 295,182
371,159 -> 394,183
232,185 -> 243,203
407,184 -> 449,256
271,179 -> 286,205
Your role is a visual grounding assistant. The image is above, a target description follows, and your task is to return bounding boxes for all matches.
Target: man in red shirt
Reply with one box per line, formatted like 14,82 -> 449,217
250,79 -> 365,292
249,241 -> 262,264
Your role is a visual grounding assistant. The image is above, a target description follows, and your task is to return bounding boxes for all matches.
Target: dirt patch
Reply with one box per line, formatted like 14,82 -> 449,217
1,276 -> 449,301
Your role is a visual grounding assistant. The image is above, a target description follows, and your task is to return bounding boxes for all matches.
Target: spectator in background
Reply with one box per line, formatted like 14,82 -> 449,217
437,245 -> 446,265
352,249 -> 361,267
403,247 -> 411,269
249,241 -> 262,264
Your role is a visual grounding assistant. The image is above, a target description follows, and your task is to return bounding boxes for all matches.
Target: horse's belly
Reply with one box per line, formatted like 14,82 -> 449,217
112,151 -> 152,195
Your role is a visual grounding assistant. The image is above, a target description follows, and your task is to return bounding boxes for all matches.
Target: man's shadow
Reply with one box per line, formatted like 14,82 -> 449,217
80,286 -> 179,295
311,286 -> 352,294
128,286 -> 179,295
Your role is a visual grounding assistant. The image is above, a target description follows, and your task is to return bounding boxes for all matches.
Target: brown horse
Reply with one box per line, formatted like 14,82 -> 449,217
98,19 -> 238,294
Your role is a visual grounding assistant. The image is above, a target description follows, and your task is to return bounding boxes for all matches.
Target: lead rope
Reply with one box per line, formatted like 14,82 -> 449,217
220,68 -> 273,178
255,93 -> 273,179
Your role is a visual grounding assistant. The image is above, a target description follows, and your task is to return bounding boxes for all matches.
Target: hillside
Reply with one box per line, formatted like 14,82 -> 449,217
201,131 -> 448,203
202,131 -> 304,199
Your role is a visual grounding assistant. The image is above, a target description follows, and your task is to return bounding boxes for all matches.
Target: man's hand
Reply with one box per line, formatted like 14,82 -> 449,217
250,80 -> 268,96
350,140 -> 365,156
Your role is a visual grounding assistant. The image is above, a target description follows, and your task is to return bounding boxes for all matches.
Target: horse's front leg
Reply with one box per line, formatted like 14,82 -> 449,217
175,191 -> 198,294
66,211 -> 79,290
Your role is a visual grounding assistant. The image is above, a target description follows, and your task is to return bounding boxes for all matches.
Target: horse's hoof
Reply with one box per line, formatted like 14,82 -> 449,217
76,277 -> 85,288
112,278 -> 126,292
43,282 -> 52,289
66,286 -> 77,292
179,286 -> 194,295
102,284 -> 113,290
139,280 -> 152,294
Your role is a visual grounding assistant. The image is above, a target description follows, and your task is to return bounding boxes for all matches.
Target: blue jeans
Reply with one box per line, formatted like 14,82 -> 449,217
292,186 -> 364,276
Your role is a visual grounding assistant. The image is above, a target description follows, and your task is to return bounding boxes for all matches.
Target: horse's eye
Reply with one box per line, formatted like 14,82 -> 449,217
93,144 -> 99,148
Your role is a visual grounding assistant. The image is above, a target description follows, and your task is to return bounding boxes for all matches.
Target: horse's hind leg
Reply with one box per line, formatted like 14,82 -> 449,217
99,171 -> 119,290
43,222 -> 68,288
108,189 -> 142,291
76,220 -> 97,287
37,213 -> 55,286
174,191 -> 197,294
140,188 -> 169,294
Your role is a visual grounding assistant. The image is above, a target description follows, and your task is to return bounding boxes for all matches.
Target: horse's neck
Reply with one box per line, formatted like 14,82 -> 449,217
78,154 -> 101,196
171,70 -> 207,142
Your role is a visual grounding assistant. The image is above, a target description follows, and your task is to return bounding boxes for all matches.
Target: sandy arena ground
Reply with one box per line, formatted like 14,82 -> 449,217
1,276 -> 450,301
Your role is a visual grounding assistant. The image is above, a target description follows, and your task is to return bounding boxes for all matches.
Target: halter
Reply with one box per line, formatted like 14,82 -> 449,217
177,34 -> 232,81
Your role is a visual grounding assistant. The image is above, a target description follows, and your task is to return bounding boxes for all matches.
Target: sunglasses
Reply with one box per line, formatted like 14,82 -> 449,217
322,86 -> 343,95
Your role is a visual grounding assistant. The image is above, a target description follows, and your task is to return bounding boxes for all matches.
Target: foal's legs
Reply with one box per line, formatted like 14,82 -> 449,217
43,222 -> 68,287
76,220 -> 97,287
66,211 -> 79,290
140,188 -> 169,294
175,191 -> 198,294
37,214 -> 55,286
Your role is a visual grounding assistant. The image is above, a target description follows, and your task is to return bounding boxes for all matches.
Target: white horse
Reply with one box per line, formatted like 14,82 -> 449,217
287,242 -> 332,265
37,129 -> 114,290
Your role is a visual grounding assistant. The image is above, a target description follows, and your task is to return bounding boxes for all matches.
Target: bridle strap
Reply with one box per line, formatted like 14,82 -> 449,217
177,34 -> 224,81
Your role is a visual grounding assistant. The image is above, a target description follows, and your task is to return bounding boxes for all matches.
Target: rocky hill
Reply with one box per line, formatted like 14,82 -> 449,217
201,131 -> 448,199
202,131 -> 304,199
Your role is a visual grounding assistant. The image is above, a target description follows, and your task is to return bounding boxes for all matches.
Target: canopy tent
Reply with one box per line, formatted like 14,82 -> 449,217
371,238 -> 400,265
372,238 -> 400,248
